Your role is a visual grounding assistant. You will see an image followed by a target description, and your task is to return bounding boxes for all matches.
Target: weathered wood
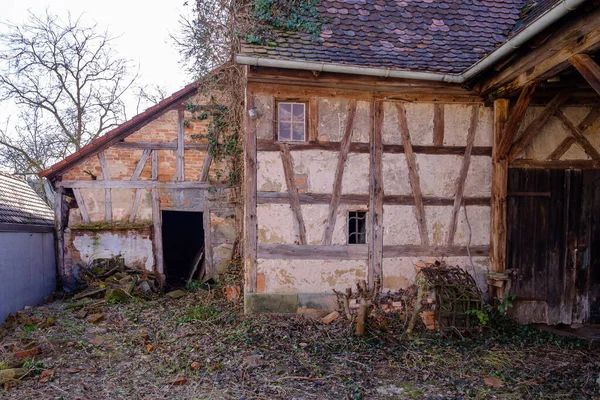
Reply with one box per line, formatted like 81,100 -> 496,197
97,151 -> 110,180
280,143 -> 307,245
447,105 -> 479,245
507,93 -> 569,162
256,139 -> 492,155
369,101 -> 384,286
497,81 -> 538,159
511,159 -> 600,169
176,109 -> 185,181
322,100 -> 357,245
129,190 -> 143,223
570,54 -> 600,97
199,153 -> 213,182
257,244 -> 490,260
151,188 -> 164,275
72,188 -> 90,223
129,149 -> 151,223
97,151 -> 112,222
555,110 -> 600,161
54,190 -> 66,276
57,180 -> 223,189
245,89 -> 258,293
257,191 -> 491,206
131,149 -> 151,180
433,104 -> 445,146
547,137 -> 576,161
308,97 -> 318,142
397,103 -> 429,246
203,204 -> 213,276
151,150 -> 158,181
490,99 -> 509,274
113,141 -> 208,150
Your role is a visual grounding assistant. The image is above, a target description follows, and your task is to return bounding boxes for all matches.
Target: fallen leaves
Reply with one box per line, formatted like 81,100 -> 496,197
484,376 -> 505,388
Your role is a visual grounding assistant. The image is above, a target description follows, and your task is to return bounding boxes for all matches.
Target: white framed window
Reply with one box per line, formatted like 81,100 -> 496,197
277,102 -> 306,142
348,211 -> 367,244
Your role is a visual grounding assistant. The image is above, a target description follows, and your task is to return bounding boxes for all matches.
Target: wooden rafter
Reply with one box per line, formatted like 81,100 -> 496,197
497,81 -> 538,159
322,100 -> 357,245
507,92 -> 569,162
397,103 -> 429,246
555,110 -> 600,161
447,106 -> 479,245
570,54 -> 600,97
280,143 -> 307,245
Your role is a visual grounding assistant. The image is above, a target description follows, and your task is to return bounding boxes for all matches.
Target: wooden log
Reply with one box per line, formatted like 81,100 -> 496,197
570,54 -> 600,97
433,104 -> 444,146
151,188 -> 164,275
176,109 -> 185,181
280,143 -> 307,245
245,90 -> 258,292
397,103 -> 429,246
72,188 -> 90,223
56,180 -> 222,189
447,105 -> 479,245
490,99 -> 509,274
555,110 -> 600,161
369,101 -> 384,287
322,100 -> 357,245
497,81 -> 538,159
507,93 -> 569,162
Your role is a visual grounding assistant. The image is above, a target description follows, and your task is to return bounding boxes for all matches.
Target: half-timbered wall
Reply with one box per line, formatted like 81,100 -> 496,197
245,77 -> 493,312
57,95 -> 239,278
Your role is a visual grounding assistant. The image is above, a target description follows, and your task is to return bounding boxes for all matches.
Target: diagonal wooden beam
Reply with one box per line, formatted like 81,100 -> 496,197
507,92 -> 569,162
129,149 -> 151,223
547,107 -> 600,160
322,100 -> 357,245
72,188 -> 90,223
497,81 -> 538,159
397,103 -> 429,246
555,110 -> 600,161
280,143 -> 307,245
447,106 -> 479,245
97,151 -> 112,222
570,54 -> 600,97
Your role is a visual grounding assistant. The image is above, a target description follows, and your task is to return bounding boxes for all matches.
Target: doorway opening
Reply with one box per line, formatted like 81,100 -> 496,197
161,211 -> 205,288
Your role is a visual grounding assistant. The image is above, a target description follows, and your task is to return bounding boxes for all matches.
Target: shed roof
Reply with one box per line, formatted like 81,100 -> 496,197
240,0 -> 561,75
0,172 -> 54,226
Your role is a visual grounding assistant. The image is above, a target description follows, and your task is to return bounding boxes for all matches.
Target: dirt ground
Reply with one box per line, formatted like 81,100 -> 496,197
1,290 -> 599,400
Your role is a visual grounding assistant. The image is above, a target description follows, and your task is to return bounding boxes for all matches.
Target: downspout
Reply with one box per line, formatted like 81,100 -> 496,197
236,0 -> 588,84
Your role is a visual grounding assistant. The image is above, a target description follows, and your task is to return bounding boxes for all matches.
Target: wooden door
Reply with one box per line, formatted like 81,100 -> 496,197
506,168 -> 600,325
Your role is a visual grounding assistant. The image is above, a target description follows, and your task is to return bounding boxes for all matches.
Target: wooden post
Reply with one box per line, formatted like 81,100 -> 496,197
433,104 -> 445,146
151,188 -> 164,277
98,151 -> 112,222
368,101 -> 384,289
245,89 -> 258,293
176,109 -> 185,182
54,188 -> 66,276
490,99 -> 509,277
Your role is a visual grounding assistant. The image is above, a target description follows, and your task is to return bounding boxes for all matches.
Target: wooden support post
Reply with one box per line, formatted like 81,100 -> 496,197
176,109 -> 185,182
447,105 -> 479,244
151,188 -> 164,276
433,104 -> 445,146
490,99 -> 509,275
322,100 -> 357,245
570,54 -> 600,97
151,150 -> 158,181
203,203 -> 214,277
130,149 -> 151,223
72,188 -> 90,223
397,103 -> 429,246
497,81 -> 538,158
54,189 -> 66,276
280,144 -> 307,245
98,151 -> 112,222
368,101 -> 384,288
245,90 -> 258,293
309,97 -> 319,142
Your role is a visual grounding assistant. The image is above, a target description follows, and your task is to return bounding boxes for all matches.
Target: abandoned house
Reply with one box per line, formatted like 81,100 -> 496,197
42,0 -> 600,324
0,172 -> 56,320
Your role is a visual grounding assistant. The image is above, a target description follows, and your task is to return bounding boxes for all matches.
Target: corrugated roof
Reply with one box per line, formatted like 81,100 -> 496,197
240,0 -> 565,75
0,172 -> 54,226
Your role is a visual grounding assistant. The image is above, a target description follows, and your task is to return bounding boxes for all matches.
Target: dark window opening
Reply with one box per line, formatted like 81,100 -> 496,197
348,211 -> 367,244
162,211 -> 204,288
277,102 -> 306,141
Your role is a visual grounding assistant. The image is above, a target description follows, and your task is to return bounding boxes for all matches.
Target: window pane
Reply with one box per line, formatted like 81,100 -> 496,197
292,122 -> 305,141
279,122 -> 291,140
279,103 -> 292,121
292,103 -> 305,122
348,211 -> 367,244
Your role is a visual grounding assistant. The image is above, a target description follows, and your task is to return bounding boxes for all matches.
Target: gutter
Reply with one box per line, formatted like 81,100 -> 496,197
237,0 -> 587,84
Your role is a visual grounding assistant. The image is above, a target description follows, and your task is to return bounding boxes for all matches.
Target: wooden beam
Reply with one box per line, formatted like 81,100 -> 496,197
257,192 -> 491,206
447,105 -> 479,245
507,92 -> 569,162
199,153 -> 213,182
129,149 -> 151,223
369,100 -> 384,287
322,100 -> 357,245
555,110 -> 600,161
72,188 -> 90,223
280,144 -> 307,245
570,54 -> 600,97
308,97 -> 319,142
497,81 -> 538,158
54,189 -> 66,276
256,139 -> 492,156
244,90 -> 258,293
151,188 -> 164,275
98,151 -> 112,222
490,99 -> 509,274
57,180 -> 222,189
113,142 -> 208,150
203,204 -> 214,276
98,151 -> 110,180
547,107 -> 600,160
129,190 -> 143,223
397,103 -> 429,246
433,104 -> 445,146
257,244 -> 490,260
131,149 -> 151,180
151,150 -> 158,181
176,109 -> 185,181
510,159 -> 600,169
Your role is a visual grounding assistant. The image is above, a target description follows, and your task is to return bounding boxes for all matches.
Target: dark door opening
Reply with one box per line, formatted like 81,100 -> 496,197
162,211 -> 204,287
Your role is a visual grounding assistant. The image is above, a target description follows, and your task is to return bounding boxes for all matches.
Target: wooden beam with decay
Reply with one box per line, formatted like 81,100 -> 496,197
308,98 -> 319,142
497,81 -> 538,159
397,103 -> 429,246
151,188 -> 164,276
72,188 -> 90,224
176,109 -> 185,182
369,100 -> 384,286
56,180 -> 222,189
547,107 -> 600,160
151,150 -> 158,181
257,192 -> 491,206
511,159 -> 600,169
54,189 -> 66,276
113,142 -> 208,150
555,110 -> 600,161
280,143 -> 307,245
433,104 -> 445,146
447,105 -> 479,245
570,54 -> 600,97
97,151 -> 112,222
244,90 -> 258,293
322,100 -> 357,245
129,149 -> 151,222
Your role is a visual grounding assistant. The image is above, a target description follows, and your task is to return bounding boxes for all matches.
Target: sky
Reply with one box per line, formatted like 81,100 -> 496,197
0,0 -> 192,117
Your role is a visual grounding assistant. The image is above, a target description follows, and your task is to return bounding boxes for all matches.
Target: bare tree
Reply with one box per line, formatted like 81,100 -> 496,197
0,11 -> 137,171
133,84 -> 168,116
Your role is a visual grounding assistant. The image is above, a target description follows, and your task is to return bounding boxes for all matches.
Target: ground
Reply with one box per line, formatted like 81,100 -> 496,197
0,290 -> 599,400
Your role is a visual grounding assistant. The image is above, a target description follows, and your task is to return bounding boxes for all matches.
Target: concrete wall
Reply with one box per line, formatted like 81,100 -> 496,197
0,230 -> 56,321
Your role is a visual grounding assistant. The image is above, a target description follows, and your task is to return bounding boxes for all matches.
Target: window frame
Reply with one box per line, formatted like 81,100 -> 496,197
347,210 -> 367,245
275,101 -> 307,142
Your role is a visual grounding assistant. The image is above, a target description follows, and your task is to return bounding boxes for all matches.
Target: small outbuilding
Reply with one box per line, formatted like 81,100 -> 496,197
0,172 -> 56,320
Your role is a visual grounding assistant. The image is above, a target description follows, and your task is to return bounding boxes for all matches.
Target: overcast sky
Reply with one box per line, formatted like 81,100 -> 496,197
1,0 -> 191,116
